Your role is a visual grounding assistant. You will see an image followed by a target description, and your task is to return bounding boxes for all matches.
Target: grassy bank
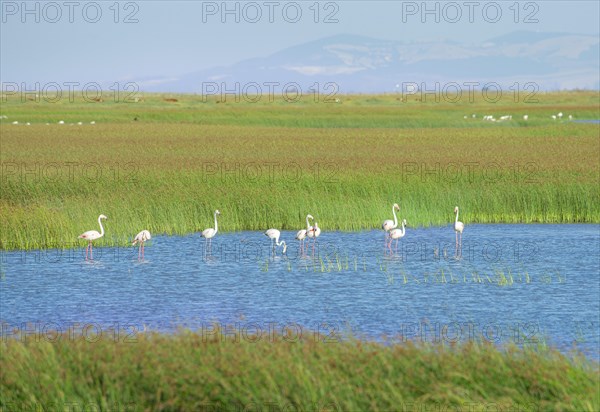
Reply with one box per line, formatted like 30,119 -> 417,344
1,91 -> 599,250
1,330 -> 598,411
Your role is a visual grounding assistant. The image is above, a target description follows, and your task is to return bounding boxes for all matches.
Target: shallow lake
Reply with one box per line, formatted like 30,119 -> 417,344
1,224 -> 599,358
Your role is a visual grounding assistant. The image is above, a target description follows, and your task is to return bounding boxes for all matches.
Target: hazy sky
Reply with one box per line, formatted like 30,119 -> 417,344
1,1 -> 599,84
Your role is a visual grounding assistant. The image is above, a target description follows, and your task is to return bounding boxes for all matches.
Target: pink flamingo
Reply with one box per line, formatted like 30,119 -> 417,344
307,221 -> 321,255
382,203 -> 400,252
201,210 -> 220,253
454,206 -> 465,257
295,214 -> 313,255
388,219 -> 407,254
78,214 -> 107,260
265,228 -> 287,256
133,230 -> 151,260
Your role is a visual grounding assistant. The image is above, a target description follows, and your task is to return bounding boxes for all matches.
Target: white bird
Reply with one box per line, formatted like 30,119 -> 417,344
77,122 -> 83,125
12,121 -> 18,125
454,206 -> 464,257
295,214 -> 313,255
90,121 -> 96,125
382,203 -> 400,250
382,203 -> 400,231
306,221 -> 321,254
58,120 -> 64,124
381,203 -> 400,253
388,219 -> 407,254
552,115 -> 556,120
472,114 -> 476,118
523,115 -> 528,121
557,112 -> 563,118
568,115 -> 573,120
201,210 -> 220,252
26,122 -> 31,126
132,230 -> 151,260
78,214 -> 107,260
265,228 -> 287,255
463,115 -> 468,119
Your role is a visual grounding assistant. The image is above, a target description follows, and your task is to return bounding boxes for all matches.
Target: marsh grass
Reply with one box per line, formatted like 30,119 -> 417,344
257,253 -> 563,286
1,91 -> 598,249
1,329 -> 598,411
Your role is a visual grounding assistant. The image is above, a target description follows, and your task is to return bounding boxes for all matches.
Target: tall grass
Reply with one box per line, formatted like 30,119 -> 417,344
1,330 -> 598,411
1,91 -> 598,249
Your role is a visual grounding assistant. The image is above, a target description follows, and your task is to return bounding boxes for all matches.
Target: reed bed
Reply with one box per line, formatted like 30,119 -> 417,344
1,329 -> 598,411
1,91 -> 598,250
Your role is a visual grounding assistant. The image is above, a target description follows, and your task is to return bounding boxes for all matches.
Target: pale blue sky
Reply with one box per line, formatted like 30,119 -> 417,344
1,1 -> 599,84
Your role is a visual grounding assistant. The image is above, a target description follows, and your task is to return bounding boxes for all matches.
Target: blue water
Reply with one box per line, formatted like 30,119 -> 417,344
1,224 -> 599,358
572,119 -> 600,124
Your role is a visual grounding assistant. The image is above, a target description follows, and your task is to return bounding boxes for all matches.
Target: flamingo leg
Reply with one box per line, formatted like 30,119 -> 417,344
89,242 -> 93,260
395,239 -> 399,254
455,232 -> 458,256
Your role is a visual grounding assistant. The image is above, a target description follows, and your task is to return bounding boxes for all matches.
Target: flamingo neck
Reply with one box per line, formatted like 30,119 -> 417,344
278,240 -> 286,253
392,206 -> 398,228
400,221 -> 405,235
214,212 -> 219,233
306,215 -> 312,231
455,209 -> 459,223
97,216 -> 105,237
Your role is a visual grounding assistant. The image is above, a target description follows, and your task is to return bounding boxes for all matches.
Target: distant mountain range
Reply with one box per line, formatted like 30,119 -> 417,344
136,31 -> 599,94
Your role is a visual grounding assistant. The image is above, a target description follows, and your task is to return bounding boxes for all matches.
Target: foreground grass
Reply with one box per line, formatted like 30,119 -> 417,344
1,91 -> 599,249
1,330 -> 598,411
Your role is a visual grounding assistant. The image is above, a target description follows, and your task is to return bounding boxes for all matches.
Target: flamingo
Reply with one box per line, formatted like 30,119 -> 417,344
264,228 -> 287,256
307,221 -> 321,254
132,230 -> 151,260
388,219 -> 407,254
454,206 -> 464,257
201,210 -> 220,253
296,214 -> 313,255
382,203 -> 400,249
78,214 -> 107,260
523,115 -> 528,121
